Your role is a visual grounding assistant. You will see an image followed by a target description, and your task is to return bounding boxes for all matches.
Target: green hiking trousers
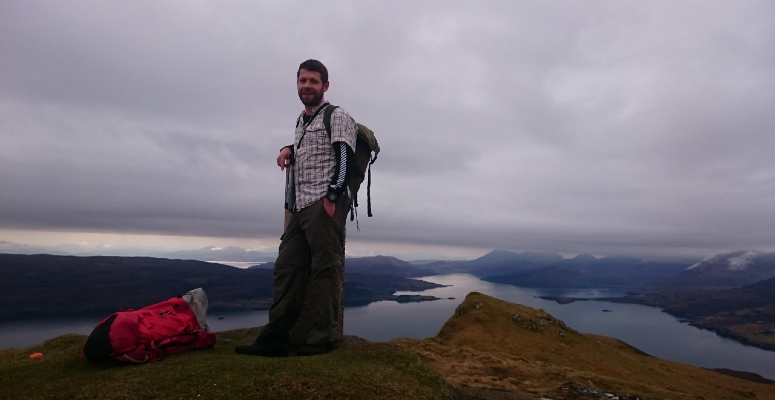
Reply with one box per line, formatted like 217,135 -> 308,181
257,195 -> 350,346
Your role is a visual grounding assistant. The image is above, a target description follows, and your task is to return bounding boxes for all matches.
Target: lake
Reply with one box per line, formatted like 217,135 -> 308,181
1,273 -> 773,380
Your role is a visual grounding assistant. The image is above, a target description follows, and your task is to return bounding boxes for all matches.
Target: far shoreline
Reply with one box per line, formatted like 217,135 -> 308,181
537,294 -> 775,352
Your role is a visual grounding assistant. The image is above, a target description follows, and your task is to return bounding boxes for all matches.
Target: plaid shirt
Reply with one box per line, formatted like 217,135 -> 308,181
292,102 -> 357,211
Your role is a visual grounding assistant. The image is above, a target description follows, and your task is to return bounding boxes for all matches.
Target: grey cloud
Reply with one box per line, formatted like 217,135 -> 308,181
2,1 -> 774,259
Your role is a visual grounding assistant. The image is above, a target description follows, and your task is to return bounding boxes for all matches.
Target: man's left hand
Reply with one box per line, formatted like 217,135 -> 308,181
323,198 -> 335,217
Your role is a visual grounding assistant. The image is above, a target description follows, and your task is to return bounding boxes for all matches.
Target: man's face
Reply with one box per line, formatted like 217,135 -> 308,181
297,69 -> 329,107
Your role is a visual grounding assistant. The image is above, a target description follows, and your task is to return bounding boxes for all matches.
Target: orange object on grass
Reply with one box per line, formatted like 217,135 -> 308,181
29,353 -> 43,359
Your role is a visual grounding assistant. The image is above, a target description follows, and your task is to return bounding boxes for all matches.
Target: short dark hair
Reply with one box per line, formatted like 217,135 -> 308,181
297,59 -> 328,83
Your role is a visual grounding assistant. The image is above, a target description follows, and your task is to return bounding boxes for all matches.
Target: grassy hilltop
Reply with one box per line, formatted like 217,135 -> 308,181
2,294 -> 774,400
0,330 -> 447,400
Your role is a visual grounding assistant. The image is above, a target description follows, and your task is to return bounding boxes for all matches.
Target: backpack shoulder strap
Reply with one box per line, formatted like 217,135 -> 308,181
322,105 -> 339,139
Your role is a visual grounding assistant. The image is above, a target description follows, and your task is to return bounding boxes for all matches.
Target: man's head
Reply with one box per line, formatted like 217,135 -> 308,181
297,59 -> 329,108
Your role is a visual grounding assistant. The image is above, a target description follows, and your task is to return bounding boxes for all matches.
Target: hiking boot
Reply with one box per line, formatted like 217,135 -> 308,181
234,342 -> 288,357
296,342 -> 334,357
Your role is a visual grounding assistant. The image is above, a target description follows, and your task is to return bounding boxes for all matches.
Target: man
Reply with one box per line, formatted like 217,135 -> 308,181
236,59 -> 357,357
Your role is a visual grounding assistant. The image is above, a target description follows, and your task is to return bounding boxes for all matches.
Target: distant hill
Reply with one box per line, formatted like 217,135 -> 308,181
488,251 -> 775,289
344,255 -> 435,277
253,255 -> 435,278
344,273 -> 444,306
426,249 -> 565,275
426,250 -> 690,286
741,274 -> 775,298
463,250 -> 689,288
566,257 -> 689,287
662,250 -> 775,289
482,266 -> 585,288
473,249 -> 565,265
0,253 -> 442,319
0,253 -> 275,318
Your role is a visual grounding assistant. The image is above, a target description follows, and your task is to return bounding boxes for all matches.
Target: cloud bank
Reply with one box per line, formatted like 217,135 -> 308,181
2,1 -> 774,258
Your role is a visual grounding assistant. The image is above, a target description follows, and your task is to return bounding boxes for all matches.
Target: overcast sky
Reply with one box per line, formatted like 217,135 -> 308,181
1,1 -> 774,260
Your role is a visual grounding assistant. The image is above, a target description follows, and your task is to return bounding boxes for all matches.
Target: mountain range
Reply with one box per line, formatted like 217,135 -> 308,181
665,250 -> 775,289
430,249 -> 775,291
251,255 -> 434,277
0,253 -> 441,319
427,249 -> 691,288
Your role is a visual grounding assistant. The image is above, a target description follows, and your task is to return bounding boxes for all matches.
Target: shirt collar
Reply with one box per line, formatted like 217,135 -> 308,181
305,101 -> 329,117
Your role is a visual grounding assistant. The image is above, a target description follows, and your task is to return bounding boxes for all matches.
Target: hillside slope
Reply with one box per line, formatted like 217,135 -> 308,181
398,292 -> 775,399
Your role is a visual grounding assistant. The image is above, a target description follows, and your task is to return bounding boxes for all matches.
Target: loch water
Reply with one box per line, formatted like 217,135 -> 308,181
1,273 -> 773,380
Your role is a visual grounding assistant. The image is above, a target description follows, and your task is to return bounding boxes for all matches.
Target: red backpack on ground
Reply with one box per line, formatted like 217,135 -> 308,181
82,288 -> 216,363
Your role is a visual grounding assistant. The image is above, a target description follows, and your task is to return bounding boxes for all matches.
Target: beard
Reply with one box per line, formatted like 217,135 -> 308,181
298,88 -> 325,107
